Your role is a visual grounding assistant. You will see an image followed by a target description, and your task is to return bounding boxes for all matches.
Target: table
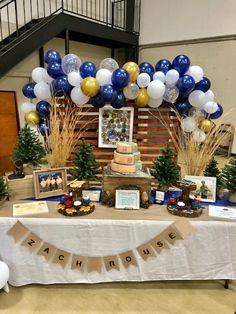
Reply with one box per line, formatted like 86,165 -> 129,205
0,201 -> 236,286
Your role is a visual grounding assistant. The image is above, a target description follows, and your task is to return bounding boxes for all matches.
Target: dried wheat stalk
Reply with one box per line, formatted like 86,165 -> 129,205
149,106 -> 233,176
45,97 -> 97,168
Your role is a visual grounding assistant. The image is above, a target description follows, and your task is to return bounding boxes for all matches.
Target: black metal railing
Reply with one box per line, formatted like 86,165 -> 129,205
0,0 -> 140,51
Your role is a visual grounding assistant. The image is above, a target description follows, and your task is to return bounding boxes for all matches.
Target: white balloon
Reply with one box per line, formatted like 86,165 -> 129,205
137,73 -> 151,88
165,69 -> 179,86
147,80 -> 165,99
96,69 -> 112,86
148,97 -> 163,108
68,71 -> 83,86
203,101 -> 218,114
0,261 -> 9,289
71,86 -> 89,105
34,82 -> 51,100
204,89 -> 214,103
188,90 -> 205,108
153,71 -> 166,83
186,65 -> 204,83
32,67 -> 48,83
29,125 -> 39,135
123,83 -> 139,100
20,102 -> 36,113
192,129 -> 206,142
182,117 -> 197,132
43,72 -> 54,84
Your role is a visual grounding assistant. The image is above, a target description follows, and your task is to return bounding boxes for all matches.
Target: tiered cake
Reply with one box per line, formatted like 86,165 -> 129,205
110,142 -> 142,174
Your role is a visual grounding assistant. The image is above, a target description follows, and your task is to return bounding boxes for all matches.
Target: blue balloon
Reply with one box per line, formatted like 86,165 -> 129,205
172,55 -> 190,75
22,83 -> 36,99
177,75 -> 195,96
38,121 -> 50,137
80,61 -> 97,78
47,62 -> 63,79
155,59 -> 172,74
44,50 -> 61,64
36,101 -> 50,117
175,100 -> 192,116
52,75 -> 72,97
111,90 -> 125,109
111,68 -> 129,89
100,84 -> 115,103
195,77 -> 211,92
209,104 -> 223,119
139,62 -> 154,79
90,93 -> 105,108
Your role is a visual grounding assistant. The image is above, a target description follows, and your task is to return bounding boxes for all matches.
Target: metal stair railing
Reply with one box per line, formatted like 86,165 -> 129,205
0,0 -> 140,53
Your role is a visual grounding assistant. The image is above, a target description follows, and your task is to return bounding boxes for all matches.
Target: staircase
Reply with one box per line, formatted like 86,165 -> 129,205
0,0 -> 140,77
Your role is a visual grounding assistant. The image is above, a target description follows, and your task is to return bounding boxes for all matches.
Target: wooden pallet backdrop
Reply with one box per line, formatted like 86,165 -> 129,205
65,101 -> 179,170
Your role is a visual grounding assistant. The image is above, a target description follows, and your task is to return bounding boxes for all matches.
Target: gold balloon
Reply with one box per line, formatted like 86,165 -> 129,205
81,77 -> 100,97
199,119 -> 214,132
135,88 -> 149,107
123,61 -> 140,82
24,111 -> 40,125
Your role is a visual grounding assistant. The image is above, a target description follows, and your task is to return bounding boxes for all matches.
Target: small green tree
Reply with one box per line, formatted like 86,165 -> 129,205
152,145 -> 180,189
12,124 -> 46,167
204,157 -> 223,189
221,156 -> 236,193
70,139 -> 100,181
0,175 -> 8,200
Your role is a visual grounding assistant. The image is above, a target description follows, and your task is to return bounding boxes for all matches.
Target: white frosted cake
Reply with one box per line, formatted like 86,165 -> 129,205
110,142 -> 142,174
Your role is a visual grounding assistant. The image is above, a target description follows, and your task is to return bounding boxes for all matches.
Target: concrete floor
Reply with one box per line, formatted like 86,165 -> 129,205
0,281 -> 236,314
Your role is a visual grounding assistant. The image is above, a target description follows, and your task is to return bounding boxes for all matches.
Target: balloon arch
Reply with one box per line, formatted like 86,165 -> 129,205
21,51 -> 223,142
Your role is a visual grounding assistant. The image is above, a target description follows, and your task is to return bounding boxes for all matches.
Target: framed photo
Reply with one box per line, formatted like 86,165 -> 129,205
33,168 -> 67,199
185,175 -> 217,203
98,106 -> 134,148
115,190 -> 140,209
82,190 -> 101,202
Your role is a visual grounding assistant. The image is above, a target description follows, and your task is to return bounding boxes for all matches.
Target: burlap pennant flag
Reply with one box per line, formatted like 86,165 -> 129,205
119,250 -> 137,269
149,235 -> 169,254
174,219 -> 195,238
103,255 -> 119,272
160,224 -> 183,245
52,249 -> 71,268
71,255 -> 86,272
37,241 -> 57,262
21,232 -> 43,253
136,243 -> 156,261
7,221 -> 29,243
87,256 -> 103,273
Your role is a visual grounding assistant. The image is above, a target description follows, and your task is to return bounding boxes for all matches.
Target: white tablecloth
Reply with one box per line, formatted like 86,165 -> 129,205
0,215 -> 236,286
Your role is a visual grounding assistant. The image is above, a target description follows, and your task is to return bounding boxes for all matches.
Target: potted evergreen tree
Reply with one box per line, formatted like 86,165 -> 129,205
12,124 -> 46,174
204,157 -> 224,199
0,175 -> 8,205
70,139 -> 100,189
152,145 -> 180,190
221,156 -> 236,202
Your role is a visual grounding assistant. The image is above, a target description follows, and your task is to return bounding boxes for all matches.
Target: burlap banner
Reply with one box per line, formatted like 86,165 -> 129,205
6,219 -> 194,273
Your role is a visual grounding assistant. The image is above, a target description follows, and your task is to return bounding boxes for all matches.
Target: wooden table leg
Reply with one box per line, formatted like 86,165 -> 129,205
224,279 -> 229,289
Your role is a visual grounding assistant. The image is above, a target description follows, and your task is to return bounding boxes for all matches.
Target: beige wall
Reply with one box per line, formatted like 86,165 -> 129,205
140,0 -> 236,45
139,40 -> 236,153
0,38 -> 111,126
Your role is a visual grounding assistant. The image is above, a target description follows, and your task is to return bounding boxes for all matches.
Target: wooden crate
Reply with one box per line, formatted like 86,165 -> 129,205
6,174 -> 35,200
102,166 -> 152,208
